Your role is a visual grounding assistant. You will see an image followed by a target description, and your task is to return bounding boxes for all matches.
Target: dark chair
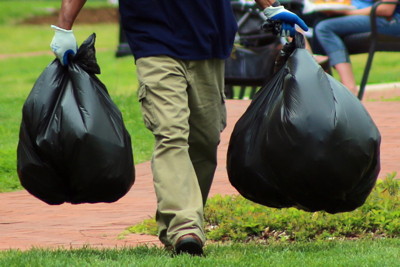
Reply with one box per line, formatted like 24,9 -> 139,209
342,0 -> 400,100
224,0 -> 326,99
224,2 -> 282,99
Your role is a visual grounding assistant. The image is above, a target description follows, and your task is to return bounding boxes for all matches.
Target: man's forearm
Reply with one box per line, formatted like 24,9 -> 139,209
57,0 -> 87,30
255,0 -> 279,9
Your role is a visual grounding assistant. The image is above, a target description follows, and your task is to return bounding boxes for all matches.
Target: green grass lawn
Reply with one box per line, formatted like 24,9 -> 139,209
0,239 -> 399,267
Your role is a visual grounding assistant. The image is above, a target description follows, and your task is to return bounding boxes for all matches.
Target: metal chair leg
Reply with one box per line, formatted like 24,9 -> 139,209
249,86 -> 258,99
225,85 -> 234,99
357,42 -> 377,100
238,86 -> 246,99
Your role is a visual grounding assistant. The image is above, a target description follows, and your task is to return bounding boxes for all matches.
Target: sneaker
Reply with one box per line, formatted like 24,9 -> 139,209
174,234 -> 203,256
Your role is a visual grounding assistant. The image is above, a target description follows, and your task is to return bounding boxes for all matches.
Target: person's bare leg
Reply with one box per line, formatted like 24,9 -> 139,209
334,62 -> 358,95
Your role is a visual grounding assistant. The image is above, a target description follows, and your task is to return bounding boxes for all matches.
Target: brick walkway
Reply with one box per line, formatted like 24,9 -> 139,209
1,85 -> 400,251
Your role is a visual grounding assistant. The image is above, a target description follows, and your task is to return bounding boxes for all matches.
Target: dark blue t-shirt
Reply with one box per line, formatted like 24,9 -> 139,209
119,0 -> 238,61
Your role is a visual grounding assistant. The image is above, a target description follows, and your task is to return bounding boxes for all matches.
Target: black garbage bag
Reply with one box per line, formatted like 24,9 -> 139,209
17,34 -> 135,205
227,33 -> 381,214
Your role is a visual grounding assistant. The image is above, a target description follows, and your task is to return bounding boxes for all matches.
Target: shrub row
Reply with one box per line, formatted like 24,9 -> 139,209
127,173 -> 400,243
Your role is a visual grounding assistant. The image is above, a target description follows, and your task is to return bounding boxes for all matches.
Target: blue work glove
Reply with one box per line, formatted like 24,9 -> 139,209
50,25 -> 77,65
263,6 -> 308,37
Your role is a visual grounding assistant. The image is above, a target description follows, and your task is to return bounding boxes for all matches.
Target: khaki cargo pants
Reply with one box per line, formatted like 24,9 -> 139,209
136,56 -> 227,247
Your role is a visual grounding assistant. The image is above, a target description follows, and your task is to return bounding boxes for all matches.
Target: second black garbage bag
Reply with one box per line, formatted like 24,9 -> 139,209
227,33 -> 381,214
17,34 -> 135,205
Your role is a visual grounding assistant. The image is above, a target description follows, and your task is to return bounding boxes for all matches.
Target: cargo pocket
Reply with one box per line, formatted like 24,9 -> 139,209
138,83 -> 158,132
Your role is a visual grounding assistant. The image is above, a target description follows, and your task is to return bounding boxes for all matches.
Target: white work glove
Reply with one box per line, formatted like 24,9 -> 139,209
263,6 -> 308,37
50,25 -> 77,65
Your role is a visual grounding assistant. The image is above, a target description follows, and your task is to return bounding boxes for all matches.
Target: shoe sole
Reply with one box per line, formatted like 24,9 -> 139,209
175,238 -> 203,256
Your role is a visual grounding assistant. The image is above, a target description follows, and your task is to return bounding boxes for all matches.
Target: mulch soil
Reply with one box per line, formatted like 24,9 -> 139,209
21,7 -> 119,25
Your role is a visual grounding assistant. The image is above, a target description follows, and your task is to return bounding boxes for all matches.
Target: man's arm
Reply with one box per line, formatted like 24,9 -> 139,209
50,0 -> 87,65
57,0 -> 87,30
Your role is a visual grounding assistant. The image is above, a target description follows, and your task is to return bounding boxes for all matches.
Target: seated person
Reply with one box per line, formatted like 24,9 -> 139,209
312,0 -> 400,94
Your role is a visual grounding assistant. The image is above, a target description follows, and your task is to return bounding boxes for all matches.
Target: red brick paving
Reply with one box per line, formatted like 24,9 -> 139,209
1,85 -> 399,251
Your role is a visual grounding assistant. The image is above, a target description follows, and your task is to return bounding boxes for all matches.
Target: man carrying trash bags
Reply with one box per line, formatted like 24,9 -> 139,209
19,0 -> 380,258
28,0 -> 308,257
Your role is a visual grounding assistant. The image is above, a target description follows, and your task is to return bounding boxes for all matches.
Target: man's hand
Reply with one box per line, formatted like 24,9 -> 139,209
50,25 -> 77,65
263,6 -> 308,37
